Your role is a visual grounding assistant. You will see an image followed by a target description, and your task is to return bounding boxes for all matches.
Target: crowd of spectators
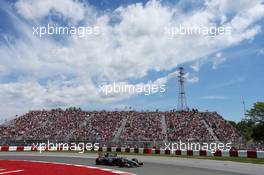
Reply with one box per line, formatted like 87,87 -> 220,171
71,111 -> 124,141
203,112 -> 240,142
0,108 -> 88,140
119,112 -> 164,141
166,111 -> 214,141
0,108 -> 240,143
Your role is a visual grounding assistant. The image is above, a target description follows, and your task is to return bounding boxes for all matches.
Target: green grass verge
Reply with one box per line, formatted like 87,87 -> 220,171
192,156 -> 264,164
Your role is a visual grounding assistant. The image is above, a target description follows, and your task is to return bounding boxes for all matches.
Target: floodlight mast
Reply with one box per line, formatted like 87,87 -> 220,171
177,67 -> 188,111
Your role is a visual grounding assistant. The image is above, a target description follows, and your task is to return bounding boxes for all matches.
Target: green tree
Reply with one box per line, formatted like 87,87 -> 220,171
236,119 -> 255,141
228,120 -> 236,128
246,102 -> 264,141
246,102 -> 264,123
251,123 -> 264,141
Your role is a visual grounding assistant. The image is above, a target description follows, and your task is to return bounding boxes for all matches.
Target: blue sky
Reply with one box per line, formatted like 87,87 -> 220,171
111,41 -> 264,121
0,0 -> 263,122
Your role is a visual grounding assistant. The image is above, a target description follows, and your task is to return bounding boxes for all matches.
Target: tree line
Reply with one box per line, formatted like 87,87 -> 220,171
228,102 -> 264,142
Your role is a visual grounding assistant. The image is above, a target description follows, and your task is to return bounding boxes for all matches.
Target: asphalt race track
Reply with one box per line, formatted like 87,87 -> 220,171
0,152 -> 263,175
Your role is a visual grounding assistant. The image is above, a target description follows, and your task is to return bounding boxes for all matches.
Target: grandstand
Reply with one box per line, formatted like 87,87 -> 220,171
0,108 -> 240,147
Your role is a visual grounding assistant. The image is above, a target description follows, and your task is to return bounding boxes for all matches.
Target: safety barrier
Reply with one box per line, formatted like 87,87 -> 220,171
1,146 -> 264,158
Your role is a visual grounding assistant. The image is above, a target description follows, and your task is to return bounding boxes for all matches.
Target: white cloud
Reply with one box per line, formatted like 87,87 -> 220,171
15,0 -> 87,24
190,57 -> 207,71
212,52 -> 226,69
0,0 -> 264,117
153,71 -> 179,85
206,0 -> 263,14
187,76 -> 200,83
184,73 -> 200,83
200,95 -> 227,100
212,77 -> 245,89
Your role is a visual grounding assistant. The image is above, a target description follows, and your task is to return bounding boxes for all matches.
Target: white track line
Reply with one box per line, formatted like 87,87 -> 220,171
0,170 -> 24,174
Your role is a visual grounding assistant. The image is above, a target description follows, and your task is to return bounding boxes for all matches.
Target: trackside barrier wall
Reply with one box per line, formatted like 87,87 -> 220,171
8,146 -> 17,151
24,146 -> 32,151
0,146 -> 264,158
257,151 -> 264,158
193,150 -> 199,156
238,150 -> 247,158
230,150 -> 238,157
206,150 -> 214,157
221,150 -> 229,157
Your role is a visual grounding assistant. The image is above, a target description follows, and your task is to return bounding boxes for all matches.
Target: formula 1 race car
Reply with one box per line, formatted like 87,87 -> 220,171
95,153 -> 143,168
